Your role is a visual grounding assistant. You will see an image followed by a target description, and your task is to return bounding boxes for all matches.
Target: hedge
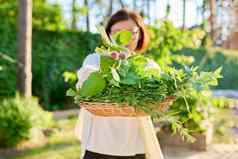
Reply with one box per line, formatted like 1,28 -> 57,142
0,23 -> 100,110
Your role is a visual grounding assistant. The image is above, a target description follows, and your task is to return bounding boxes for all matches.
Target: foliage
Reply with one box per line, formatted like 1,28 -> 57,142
168,91 -> 211,134
80,72 -> 106,97
6,117 -> 80,159
70,28 -> 172,111
211,96 -> 235,109
156,14 -> 235,141
0,25 -> 17,98
0,22 -> 100,109
146,20 -> 206,68
162,68 -> 224,135
141,21 -> 225,137
0,93 -> 53,147
0,0 -> 66,30
112,30 -> 133,46
31,30 -> 100,110
174,47 -> 238,90
32,1 -> 66,31
1,5 -> 235,117
67,27 -> 222,142
0,0 -> 17,25
0,0 -> 75,109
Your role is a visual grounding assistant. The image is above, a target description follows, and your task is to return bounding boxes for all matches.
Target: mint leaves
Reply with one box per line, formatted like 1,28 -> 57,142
95,28 -> 133,59
80,72 -> 106,97
112,29 -> 133,46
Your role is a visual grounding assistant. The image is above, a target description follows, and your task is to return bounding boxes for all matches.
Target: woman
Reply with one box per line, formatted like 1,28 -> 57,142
75,8 -> 163,159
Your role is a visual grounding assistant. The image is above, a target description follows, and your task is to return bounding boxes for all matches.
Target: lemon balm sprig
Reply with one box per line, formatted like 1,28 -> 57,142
95,26 -> 136,60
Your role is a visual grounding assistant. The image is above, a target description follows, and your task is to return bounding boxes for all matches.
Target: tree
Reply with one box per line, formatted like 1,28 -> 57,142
201,0 -> 208,20
146,0 -> 151,23
118,0 -> 125,8
17,0 -> 32,97
165,1 -> 171,19
84,0 -> 90,31
182,0 -> 186,29
107,0 -> 113,16
133,0 -> 137,10
71,0 -> 78,29
209,0 -> 216,42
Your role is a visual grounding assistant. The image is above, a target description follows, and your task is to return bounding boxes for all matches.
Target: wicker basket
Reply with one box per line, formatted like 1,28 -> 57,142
80,96 -> 176,117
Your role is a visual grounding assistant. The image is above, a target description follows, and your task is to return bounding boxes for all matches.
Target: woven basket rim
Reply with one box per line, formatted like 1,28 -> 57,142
80,95 -> 176,105
79,96 -> 176,117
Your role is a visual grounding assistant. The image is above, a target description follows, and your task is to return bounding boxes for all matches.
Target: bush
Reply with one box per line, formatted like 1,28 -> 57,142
0,0 -> 100,110
0,0 -> 66,30
0,93 -> 53,147
174,48 -> 238,90
146,20 -> 205,67
0,24 -> 100,109
31,30 -> 100,110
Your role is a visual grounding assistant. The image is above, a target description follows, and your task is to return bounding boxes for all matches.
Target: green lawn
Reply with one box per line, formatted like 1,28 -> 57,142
4,107 -> 237,159
7,118 -> 81,159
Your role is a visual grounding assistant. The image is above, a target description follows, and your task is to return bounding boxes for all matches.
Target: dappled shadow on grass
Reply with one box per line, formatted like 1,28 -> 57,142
7,139 -> 80,159
1,117 -> 80,159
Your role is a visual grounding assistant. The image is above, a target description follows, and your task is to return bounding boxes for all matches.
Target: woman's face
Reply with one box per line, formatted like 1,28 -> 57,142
110,19 -> 140,51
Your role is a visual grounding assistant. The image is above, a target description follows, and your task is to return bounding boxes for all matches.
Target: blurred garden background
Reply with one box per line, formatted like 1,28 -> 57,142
0,0 -> 238,159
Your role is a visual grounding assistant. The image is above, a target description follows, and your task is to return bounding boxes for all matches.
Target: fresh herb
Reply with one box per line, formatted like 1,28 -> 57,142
67,26 -> 222,142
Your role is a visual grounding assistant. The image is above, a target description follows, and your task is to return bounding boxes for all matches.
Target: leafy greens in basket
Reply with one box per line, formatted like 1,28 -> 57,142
66,26 -> 222,142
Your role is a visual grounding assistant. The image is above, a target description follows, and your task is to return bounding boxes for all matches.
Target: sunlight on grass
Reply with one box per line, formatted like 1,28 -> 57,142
8,117 -> 81,159
10,144 -> 80,159
213,108 -> 238,144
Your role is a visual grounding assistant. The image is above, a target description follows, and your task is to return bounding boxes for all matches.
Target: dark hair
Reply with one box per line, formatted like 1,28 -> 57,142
106,8 -> 150,52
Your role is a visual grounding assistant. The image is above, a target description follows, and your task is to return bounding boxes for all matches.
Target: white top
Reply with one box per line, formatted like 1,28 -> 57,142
74,53 -> 159,159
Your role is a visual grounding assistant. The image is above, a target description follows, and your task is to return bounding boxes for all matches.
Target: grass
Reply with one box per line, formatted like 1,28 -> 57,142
213,108 -> 238,144
7,117 -> 81,159
3,106 -> 237,159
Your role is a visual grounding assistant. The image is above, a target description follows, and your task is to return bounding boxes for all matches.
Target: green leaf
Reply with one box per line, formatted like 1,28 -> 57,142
118,60 -> 130,77
100,56 -> 115,74
66,88 -> 76,97
111,67 -> 120,82
63,71 -> 77,83
109,79 -> 120,87
79,6 -> 89,15
97,26 -> 111,45
80,72 -> 106,97
120,69 -> 140,85
214,66 -> 223,79
112,29 -> 132,46
95,47 -> 105,54
188,112 -> 202,122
